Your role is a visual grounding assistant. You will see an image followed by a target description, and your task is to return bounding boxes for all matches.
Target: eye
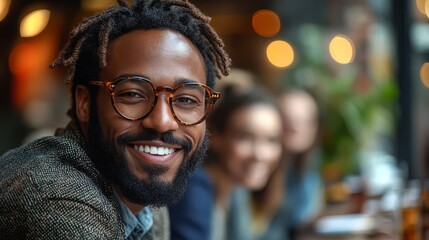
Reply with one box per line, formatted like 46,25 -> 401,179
118,91 -> 143,98
115,90 -> 149,104
234,131 -> 253,141
174,96 -> 199,104
267,135 -> 281,144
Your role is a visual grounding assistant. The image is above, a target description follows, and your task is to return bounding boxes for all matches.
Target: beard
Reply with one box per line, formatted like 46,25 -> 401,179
87,107 -> 209,207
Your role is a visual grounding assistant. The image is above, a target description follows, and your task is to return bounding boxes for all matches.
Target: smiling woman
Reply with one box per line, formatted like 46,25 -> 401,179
169,69 -> 285,240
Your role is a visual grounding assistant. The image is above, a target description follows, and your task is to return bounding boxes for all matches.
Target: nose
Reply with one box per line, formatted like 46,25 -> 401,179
140,94 -> 179,133
250,141 -> 264,162
251,141 -> 274,163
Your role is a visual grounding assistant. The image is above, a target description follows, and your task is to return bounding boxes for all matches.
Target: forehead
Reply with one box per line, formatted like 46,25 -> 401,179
99,29 -> 207,85
228,104 -> 282,132
281,92 -> 317,118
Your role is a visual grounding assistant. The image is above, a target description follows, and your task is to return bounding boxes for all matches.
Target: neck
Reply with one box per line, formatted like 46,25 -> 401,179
206,161 -> 236,210
115,187 -> 145,215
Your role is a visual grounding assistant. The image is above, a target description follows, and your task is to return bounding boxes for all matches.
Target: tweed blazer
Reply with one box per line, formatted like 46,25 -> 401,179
0,121 -> 170,239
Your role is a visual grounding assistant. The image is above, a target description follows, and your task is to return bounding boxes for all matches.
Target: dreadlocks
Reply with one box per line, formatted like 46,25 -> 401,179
50,0 -> 231,120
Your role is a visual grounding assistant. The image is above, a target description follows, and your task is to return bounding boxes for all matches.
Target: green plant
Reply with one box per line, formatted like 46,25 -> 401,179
278,24 -> 398,179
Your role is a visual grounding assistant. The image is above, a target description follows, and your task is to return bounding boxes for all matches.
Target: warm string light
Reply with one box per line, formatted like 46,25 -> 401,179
81,0 -> 117,11
251,8 -> 355,68
266,40 -> 294,68
0,0 -> 11,22
425,0 -> 429,18
420,63 -> 429,88
329,35 -> 355,64
415,0 -> 429,18
252,9 -> 281,37
20,9 -> 51,37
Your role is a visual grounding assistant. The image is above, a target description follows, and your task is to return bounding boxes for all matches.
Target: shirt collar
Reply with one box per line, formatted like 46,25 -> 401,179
113,189 -> 153,239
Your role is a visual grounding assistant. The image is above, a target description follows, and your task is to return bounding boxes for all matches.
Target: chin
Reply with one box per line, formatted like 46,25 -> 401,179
244,180 -> 267,191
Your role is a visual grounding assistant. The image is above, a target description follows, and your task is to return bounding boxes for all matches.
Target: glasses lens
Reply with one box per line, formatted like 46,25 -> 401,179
172,84 -> 210,124
113,78 -> 155,120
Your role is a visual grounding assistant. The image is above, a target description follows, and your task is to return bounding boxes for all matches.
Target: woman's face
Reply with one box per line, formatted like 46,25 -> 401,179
279,91 -> 319,154
212,104 -> 283,190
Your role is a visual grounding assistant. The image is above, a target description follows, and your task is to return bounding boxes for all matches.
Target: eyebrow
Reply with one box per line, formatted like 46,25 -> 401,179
174,78 -> 200,85
114,74 -> 203,86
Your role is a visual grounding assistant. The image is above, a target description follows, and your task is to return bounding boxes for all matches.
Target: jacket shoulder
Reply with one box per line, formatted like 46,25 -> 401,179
0,136 -> 123,238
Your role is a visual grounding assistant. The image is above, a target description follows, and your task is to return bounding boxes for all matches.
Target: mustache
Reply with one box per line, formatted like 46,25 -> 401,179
117,130 -> 192,152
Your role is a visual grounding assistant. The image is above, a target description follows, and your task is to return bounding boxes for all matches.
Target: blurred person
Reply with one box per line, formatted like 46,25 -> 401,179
278,88 -> 324,238
226,158 -> 288,240
168,72 -> 284,240
0,0 -> 230,239
227,88 -> 325,240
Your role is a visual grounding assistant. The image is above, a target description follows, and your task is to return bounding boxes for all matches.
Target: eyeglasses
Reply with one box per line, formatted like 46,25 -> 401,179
89,75 -> 220,126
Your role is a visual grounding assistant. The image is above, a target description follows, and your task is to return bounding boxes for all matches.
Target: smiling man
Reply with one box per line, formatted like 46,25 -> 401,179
0,0 -> 230,239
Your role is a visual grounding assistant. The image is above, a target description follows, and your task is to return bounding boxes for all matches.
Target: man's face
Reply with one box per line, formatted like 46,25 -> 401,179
79,29 -> 209,206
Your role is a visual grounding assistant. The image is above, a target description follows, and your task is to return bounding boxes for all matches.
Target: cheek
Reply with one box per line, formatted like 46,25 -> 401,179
266,144 -> 282,167
223,139 -> 253,170
186,122 -> 206,151
96,93 -> 134,141
231,141 -> 252,159
297,126 -> 317,146
260,144 -> 279,159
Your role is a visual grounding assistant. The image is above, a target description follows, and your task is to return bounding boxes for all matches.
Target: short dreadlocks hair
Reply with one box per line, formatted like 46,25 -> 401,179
50,0 -> 230,120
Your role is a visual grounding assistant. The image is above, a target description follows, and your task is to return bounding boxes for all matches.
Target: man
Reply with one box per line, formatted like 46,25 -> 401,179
0,0 -> 230,239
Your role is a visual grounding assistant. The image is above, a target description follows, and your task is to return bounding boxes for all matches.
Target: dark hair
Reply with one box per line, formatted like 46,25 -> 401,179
50,0 -> 230,120
208,84 -> 281,133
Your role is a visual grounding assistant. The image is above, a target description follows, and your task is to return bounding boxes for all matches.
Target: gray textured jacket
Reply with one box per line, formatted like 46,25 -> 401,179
0,121 -> 169,239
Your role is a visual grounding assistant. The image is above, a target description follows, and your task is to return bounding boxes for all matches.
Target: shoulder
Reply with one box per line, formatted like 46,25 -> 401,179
0,136 -> 122,238
171,166 -> 214,210
168,167 -> 214,240
0,135 -> 104,201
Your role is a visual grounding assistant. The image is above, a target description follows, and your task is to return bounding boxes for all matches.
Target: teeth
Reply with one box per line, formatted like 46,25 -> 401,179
134,145 -> 176,155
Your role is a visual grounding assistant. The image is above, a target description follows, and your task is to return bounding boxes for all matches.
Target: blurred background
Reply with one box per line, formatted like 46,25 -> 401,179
1,0 -> 429,237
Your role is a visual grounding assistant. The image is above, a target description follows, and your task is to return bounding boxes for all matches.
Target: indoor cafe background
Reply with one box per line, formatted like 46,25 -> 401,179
0,0 -> 428,211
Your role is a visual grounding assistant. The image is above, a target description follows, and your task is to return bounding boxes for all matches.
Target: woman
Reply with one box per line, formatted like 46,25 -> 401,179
279,88 -> 324,238
168,71 -> 284,240
228,88 -> 324,240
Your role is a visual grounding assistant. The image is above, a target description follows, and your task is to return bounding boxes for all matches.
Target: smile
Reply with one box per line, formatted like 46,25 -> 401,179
133,145 -> 176,155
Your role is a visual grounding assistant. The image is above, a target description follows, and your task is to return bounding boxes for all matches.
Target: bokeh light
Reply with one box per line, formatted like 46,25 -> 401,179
252,10 -> 281,37
420,63 -> 429,88
329,34 -> 355,64
9,43 -> 39,108
81,0 -> 117,11
266,40 -> 294,68
20,9 -> 51,37
425,0 -> 429,18
416,0 -> 425,14
0,0 -> 11,22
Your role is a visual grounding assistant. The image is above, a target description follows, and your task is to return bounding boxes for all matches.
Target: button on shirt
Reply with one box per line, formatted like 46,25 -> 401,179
113,190 -> 153,240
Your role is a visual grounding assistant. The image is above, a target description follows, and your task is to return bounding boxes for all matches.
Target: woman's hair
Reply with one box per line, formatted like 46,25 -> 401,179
208,83 -> 281,133
50,0 -> 231,120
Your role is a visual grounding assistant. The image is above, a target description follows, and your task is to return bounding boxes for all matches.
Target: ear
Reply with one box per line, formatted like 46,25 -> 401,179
75,85 -> 91,125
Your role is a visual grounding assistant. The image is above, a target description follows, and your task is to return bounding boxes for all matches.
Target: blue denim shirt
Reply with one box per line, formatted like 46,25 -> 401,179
113,190 -> 153,239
